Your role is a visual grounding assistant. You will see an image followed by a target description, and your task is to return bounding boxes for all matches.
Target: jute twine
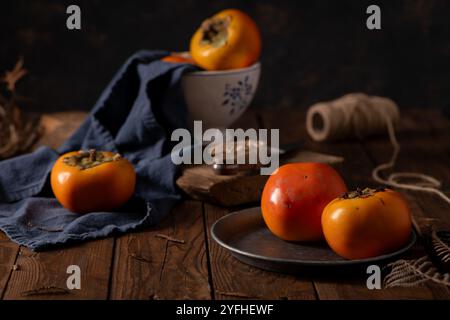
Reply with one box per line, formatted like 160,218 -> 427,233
306,93 -> 450,205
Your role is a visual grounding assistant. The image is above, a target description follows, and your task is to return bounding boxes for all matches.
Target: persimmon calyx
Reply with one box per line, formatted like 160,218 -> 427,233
200,15 -> 231,47
63,149 -> 122,170
341,187 -> 387,199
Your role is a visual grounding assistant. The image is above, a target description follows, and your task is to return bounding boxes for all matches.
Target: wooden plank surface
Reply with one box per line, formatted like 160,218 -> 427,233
0,232 -> 20,298
110,201 -> 211,299
3,238 -> 114,300
0,108 -> 449,300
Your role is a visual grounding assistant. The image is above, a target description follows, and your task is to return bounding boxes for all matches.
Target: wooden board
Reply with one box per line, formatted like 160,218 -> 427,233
177,165 -> 269,206
0,108 -> 449,300
0,232 -> 20,298
110,201 -> 211,299
3,238 -> 114,300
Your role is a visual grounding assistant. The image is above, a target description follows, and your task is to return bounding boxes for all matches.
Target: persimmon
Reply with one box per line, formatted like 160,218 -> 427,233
261,163 -> 347,242
190,9 -> 261,70
321,188 -> 412,260
51,149 -> 136,214
161,52 -> 196,65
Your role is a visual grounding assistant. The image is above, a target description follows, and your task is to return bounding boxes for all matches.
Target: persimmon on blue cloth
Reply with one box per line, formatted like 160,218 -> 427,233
0,50 -> 197,251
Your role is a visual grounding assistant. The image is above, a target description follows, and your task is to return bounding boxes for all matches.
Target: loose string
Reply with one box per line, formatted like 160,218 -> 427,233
372,114 -> 450,205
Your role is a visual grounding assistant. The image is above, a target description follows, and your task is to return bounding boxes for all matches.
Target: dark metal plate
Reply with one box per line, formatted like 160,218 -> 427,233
211,207 -> 417,274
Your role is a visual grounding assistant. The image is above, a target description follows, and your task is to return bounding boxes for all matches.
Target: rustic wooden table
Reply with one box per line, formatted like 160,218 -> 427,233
0,108 -> 449,300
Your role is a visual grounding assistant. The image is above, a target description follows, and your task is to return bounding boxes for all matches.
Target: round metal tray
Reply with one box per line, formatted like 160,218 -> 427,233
211,207 -> 417,274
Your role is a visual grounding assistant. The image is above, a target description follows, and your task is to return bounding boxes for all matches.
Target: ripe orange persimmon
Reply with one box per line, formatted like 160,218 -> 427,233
261,163 -> 347,242
190,9 -> 261,70
321,188 -> 412,260
51,150 -> 136,214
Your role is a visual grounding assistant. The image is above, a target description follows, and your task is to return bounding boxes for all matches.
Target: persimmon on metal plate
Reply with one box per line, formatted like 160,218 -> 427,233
211,207 -> 416,274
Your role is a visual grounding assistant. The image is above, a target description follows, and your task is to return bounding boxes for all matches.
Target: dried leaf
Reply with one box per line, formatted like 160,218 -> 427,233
384,256 -> 450,288
384,228 -> 450,288
432,230 -> 450,264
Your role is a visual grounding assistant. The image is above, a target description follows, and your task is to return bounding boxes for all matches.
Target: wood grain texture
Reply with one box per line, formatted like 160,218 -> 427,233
110,201 -> 211,299
1,108 -> 449,300
0,232 -> 20,298
177,165 -> 268,206
3,238 -> 114,300
35,112 -> 87,150
205,204 -> 317,300
313,282 -> 441,300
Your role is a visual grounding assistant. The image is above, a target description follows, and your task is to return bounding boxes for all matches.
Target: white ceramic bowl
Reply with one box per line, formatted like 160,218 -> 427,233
181,62 -> 261,129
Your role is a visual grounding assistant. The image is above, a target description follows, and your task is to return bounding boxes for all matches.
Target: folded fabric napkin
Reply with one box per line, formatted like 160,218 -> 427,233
0,50 -> 197,250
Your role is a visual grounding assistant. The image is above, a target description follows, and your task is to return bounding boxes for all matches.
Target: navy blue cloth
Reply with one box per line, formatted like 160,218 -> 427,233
0,50 -> 196,250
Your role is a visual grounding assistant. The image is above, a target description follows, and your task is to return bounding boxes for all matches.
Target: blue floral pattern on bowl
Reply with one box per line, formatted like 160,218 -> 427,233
222,76 -> 253,115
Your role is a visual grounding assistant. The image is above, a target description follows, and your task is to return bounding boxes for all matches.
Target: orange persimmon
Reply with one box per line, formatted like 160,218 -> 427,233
261,163 -> 347,242
51,150 -> 136,214
321,188 -> 412,260
190,9 -> 261,70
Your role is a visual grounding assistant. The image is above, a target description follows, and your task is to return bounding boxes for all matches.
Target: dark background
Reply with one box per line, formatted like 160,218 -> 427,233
1,0 -> 450,114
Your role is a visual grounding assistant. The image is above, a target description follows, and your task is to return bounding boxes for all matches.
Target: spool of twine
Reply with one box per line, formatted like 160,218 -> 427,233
305,93 -> 450,205
306,93 -> 399,142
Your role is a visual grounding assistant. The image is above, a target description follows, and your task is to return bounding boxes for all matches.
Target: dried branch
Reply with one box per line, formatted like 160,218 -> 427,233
129,253 -> 153,264
216,290 -> 260,299
21,286 -> 70,297
155,233 -> 186,244
2,57 -> 27,91
0,57 -> 41,159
